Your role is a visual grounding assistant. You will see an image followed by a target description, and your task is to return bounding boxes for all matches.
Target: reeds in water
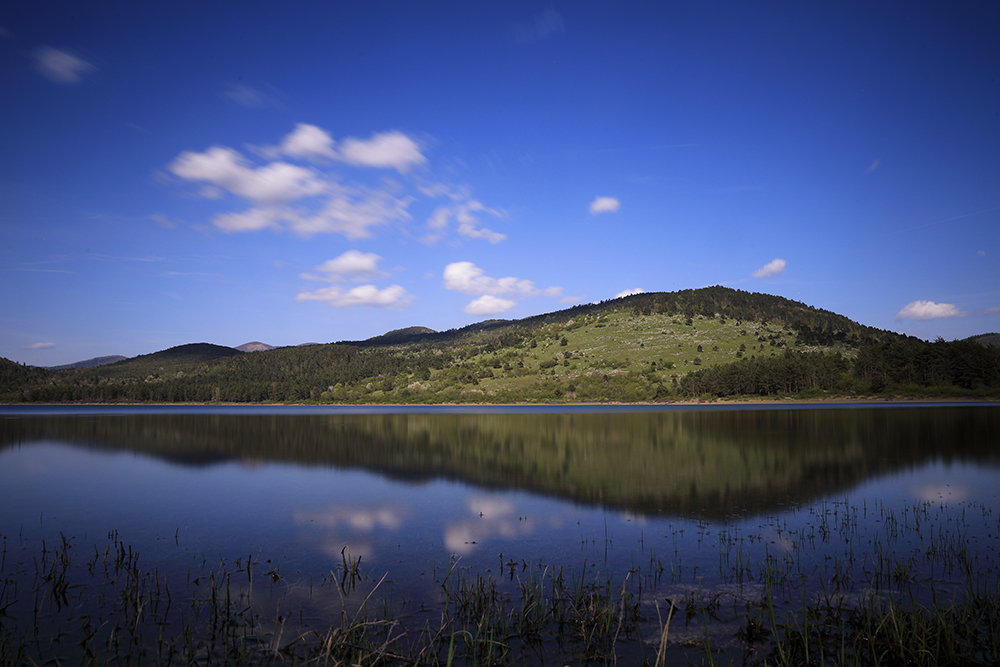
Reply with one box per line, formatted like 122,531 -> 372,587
2,497 -> 1000,666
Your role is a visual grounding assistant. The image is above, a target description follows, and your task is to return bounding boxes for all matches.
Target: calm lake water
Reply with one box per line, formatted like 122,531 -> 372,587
2,403 -> 999,665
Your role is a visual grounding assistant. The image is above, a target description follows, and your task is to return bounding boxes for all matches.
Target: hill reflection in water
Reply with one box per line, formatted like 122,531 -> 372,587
2,405 -> 997,518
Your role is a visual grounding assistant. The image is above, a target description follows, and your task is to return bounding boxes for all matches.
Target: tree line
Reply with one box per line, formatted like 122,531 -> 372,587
680,338 -> 1000,399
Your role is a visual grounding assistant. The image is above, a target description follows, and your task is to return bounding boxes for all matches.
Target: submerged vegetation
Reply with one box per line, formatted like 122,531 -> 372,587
2,287 -> 998,403
4,497 -> 1000,666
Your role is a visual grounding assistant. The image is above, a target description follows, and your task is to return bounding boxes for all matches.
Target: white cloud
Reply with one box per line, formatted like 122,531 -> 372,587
615,288 -> 645,299
296,284 -> 412,308
589,196 -> 620,215
212,207 -> 281,232
169,140 -> 414,238
985,306 -> 1000,316
169,127 -> 508,247
444,262 -> 545,297
312,250 -> 384,280
338,131 -> 425,172
257,126 -> 425,171
279,123 -> 337,161
464,295 -> 517,316
895,301 -> 968,322
752,258 -> 786,278
25,342 -> 55,350
444,262 -> 561,316
864,159 -> 880,174
298,252 -> 405,308
169,146 -> 324,206
34,46 -> 95,84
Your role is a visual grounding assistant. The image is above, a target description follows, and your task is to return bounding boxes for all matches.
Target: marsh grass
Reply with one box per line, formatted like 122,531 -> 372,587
3,497 -> 1000,666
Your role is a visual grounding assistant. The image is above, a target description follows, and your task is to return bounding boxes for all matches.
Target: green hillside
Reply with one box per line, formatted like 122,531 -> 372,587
2,287 -> 998,403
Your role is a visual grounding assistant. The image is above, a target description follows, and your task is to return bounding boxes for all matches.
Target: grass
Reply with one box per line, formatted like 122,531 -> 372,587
417,311 -> 851,403
4,494 -> 1000,666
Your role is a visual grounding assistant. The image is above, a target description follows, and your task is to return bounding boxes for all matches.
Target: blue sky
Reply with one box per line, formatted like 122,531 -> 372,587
2,2 -> 998,366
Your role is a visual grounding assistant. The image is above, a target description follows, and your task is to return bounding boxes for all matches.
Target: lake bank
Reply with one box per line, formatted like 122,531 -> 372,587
3,395 -> 998,412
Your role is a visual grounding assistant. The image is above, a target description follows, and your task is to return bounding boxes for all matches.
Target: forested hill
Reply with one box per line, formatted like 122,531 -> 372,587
2,286 -> 998,403
342,286 -> 894,349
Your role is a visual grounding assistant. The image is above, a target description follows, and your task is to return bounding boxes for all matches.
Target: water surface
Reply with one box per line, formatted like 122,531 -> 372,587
1,404 -> 998,664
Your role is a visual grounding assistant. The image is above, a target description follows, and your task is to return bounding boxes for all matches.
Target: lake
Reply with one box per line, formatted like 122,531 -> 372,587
2,403 -> 999,665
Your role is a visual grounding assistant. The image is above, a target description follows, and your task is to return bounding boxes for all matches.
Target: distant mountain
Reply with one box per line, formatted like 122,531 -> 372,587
968,333 -> 1000,348
364,326 -> 437,344
48,355 -> 128,370
236,342 -> 276,352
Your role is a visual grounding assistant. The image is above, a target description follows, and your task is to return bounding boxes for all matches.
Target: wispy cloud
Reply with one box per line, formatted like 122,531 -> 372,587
34,46 -> 95,84
514,8 -> 565,42
148,213 -> 180,229
8,267 -> 74,274
985,306 -> 1000,316
864,159 -> 880,174
225,83 -> 278,108
423,188 -> 506,244
589,196 -> 620,215
752,258 -> 786,278
895,300 -> 968,322
615,288 -> 645,298
25,342 -> 55,350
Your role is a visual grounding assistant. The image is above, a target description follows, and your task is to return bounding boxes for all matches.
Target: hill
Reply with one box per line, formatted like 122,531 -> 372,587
968,333 -> 1000,348
48,355 -> 128,370
236,342 -> 276,352
129,343 -> 243,366
2,287 -> 998,403
363,326 -> 437,345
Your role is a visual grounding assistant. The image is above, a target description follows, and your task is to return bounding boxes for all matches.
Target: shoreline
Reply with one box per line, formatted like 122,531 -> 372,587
3,396 -> 998,409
